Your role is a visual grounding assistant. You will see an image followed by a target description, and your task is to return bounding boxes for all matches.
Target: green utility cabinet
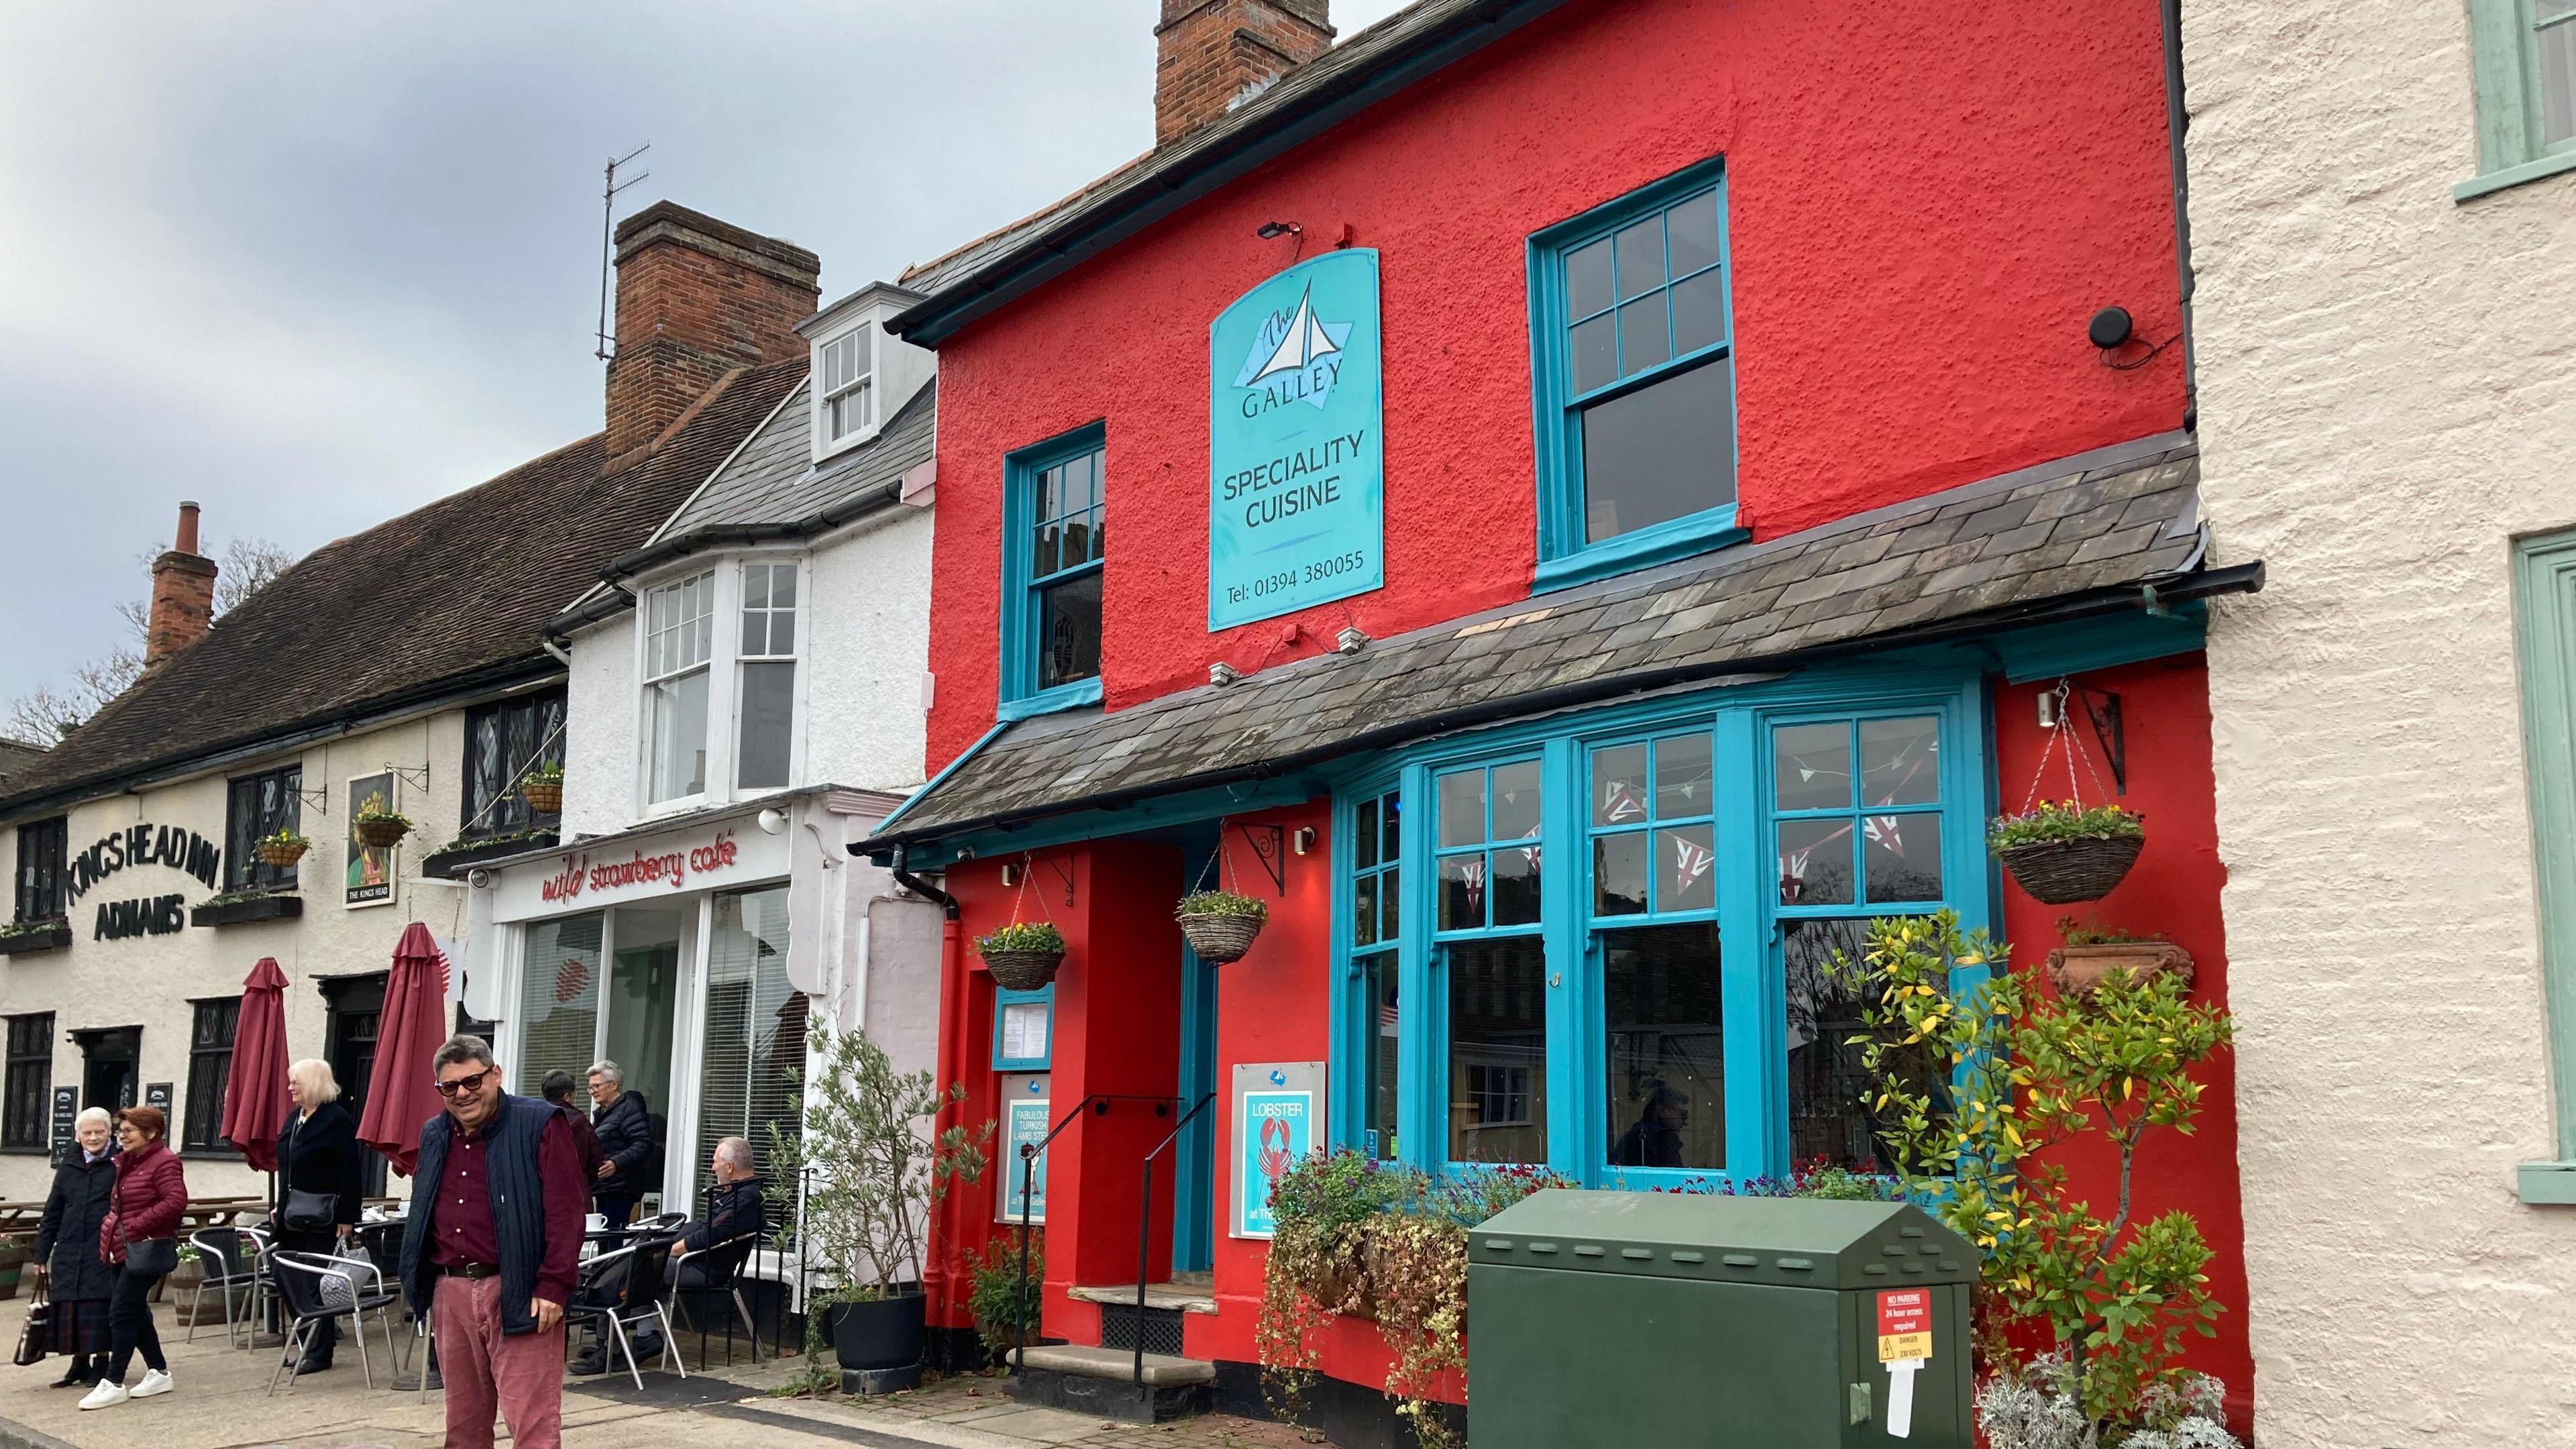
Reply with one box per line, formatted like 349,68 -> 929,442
1466,1189 -> 1976,1448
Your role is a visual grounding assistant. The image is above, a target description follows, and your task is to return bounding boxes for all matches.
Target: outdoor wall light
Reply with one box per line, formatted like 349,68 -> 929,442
1291,826 -> 1318,856
1002,862 -> 1024,887
1256,221 -> 1302,240
1210,661 -> 1244,686
1334,625 -> 1369,653
757,807 -> 788,835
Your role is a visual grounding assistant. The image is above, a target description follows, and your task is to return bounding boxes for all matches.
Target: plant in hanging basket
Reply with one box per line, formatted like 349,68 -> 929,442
975,921 -> 1066,991
1176,889 -> 1269,963
353,807 -> 415,850
1988,800 -> 2145,904
256,828 -> 312,869
517,761 -> 565,815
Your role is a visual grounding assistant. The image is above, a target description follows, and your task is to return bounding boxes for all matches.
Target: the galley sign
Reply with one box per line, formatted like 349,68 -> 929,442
1206,248 -> 1385,631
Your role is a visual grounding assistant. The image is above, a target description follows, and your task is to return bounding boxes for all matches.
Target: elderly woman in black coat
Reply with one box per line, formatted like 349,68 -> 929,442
275,1057 -> 364,1375
31,1108 -> 118,1387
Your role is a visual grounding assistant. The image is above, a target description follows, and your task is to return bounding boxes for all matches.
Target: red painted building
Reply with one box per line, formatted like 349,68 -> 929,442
865,0 -> 2259,1438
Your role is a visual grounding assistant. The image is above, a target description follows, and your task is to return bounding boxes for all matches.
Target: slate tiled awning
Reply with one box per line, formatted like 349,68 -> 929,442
869,433 -> 2257,849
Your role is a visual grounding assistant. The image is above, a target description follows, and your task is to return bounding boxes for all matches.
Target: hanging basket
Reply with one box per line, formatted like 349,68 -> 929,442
981,948 -> 1063,993
1997,834 -> 2144,905
354,818 -> 413,850
1179,911 -> 1265,964
520,782 -> 563,814
256,840 -> 310,869
2046,940 -> 2194,1002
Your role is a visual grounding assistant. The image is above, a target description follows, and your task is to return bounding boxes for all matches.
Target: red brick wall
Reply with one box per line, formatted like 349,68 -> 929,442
1156,0 -> 1333,146
144,550 -> 216,668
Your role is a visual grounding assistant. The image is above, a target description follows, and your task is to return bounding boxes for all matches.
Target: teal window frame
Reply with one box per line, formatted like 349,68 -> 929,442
998,423 -> 1108,722
1346,786 -> 1404,1160
2459,0 -> 2576,201
2514,529 -> 2576,1203
1326,663 -> 1990,1192
991,983 -> 1055,1072
1525,157 -> 1746,594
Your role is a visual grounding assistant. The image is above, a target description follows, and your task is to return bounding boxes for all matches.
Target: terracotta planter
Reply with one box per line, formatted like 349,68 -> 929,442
354,818 -> 411,849
1178,911 -> 1264,964
2047,941 -> 2195,1002
981,947 -> 1063,992
1997,833 -> 2144,905
520,782 -> 563,814
256,841 -> 309,869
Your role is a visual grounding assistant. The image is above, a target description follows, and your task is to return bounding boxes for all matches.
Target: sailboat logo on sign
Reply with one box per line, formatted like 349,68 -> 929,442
1234,283 -> 1353,412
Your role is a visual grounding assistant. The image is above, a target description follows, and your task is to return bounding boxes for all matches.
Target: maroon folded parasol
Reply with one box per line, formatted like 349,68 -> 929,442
219,957 -> 292,1173
358,922 -> 451,1177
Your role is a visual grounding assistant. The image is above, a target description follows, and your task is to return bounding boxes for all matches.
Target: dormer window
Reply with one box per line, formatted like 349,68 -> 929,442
817,323 -> 876,453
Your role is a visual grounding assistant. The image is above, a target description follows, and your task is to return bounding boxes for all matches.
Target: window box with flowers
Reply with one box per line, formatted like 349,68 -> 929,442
0,918 -> 70,957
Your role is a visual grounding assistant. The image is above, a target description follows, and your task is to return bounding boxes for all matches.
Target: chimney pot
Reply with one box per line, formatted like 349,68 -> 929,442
1155,0 -> 1334,148
145,501 -> 219,671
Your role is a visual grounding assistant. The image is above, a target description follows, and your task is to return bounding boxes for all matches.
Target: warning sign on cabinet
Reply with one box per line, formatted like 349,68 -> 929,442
1877,1288 -> 1933,1362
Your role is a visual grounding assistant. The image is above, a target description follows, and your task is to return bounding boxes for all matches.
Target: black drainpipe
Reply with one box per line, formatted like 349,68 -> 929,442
888,842 -> 959,920
2163,0 -> 2198,431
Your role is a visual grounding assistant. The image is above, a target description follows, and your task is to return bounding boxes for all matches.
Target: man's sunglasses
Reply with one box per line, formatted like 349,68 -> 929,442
434,1067 -> 495,1097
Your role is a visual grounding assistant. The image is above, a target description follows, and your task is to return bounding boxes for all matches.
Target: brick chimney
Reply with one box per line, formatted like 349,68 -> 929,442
1155,0 -> 1334,147
145,500 -> 217,670
604,202 -> 820,466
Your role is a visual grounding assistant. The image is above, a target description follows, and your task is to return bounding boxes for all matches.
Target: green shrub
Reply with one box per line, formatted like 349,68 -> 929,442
966,1232 -> 1044,1361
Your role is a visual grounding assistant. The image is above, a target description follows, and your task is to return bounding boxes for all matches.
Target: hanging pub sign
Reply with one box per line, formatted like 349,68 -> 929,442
1206,249 -> 1385,631
345,771 -> 397,908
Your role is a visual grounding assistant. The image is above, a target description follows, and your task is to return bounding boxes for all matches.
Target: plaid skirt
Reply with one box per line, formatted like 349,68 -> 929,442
41,1297 -> 112,1356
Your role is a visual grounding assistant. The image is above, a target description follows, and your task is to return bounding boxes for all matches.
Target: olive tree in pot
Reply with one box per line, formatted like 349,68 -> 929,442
769,1024 -> 989,1395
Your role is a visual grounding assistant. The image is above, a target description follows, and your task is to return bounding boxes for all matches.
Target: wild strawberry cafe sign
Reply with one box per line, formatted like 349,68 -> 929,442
493,817 -> 790,922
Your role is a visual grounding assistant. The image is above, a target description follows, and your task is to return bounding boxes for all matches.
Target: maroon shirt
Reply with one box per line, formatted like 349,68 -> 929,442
427,1108 -> 586,1305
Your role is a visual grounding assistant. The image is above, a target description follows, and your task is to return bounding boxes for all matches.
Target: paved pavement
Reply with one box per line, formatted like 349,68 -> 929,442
0,1297 -> 1312,1449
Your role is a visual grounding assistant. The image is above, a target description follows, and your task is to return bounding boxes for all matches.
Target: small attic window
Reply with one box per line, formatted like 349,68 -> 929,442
816,321 -> 875,455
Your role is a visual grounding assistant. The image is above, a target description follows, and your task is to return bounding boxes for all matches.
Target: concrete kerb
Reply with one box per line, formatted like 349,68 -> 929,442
0,1413 -> 81,1449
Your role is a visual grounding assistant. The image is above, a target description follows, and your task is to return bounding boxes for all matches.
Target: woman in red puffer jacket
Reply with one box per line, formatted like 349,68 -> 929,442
80,1106 -> 189,1410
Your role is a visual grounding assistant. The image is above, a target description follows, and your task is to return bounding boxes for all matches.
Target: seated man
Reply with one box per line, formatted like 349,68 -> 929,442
568,1136 -> 765,1375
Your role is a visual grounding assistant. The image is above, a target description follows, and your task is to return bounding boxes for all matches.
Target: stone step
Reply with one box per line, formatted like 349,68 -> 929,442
1067,1281 -> 1219,1314
1016,1344 -> 1216,1387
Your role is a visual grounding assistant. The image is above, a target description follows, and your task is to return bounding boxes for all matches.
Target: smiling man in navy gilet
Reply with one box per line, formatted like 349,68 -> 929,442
398,1035 -> 585,1449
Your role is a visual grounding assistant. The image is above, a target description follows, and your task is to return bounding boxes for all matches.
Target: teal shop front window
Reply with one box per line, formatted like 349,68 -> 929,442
999,426 -> 1108,719
1528,160 -> 1741,592
1434,761 -> 1548,1165
1353,787 -> 1403,1160
1772,716 -> 1944,908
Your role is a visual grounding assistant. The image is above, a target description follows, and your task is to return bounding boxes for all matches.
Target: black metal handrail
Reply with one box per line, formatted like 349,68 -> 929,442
1012,1093 -> 1179,1373
1132,1091 -> 1217,1385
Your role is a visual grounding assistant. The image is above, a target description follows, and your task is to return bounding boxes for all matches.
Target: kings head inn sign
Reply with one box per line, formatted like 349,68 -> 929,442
66,822 -> 222,941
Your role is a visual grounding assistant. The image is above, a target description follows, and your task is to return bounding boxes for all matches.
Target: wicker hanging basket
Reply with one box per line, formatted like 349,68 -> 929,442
520,782 -> 564,814
1997,834 -> 2144,905
1179,911 -> 1265,964
981,947 -> 1063,993
256,840 -> 309,869
354,818 -> 413,850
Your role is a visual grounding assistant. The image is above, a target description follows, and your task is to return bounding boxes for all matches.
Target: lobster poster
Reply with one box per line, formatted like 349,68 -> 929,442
1232,1061 -> 1327,1239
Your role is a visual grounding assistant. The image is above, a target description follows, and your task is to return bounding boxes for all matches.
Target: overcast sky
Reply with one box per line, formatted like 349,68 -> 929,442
0,0 -> 1412,713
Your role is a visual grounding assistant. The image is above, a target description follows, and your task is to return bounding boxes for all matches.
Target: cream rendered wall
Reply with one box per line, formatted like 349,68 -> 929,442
561,615 -> 635,839
0,707 -> 489,1205
804,502 -> 934,796
2182,0 -> 2576,1441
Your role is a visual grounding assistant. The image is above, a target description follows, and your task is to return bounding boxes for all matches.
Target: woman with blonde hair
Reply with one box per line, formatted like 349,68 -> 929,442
274,1057 -> 362,1375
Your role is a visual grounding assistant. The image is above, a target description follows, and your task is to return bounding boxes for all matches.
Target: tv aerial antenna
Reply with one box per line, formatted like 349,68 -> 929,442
594,144 -> 651,362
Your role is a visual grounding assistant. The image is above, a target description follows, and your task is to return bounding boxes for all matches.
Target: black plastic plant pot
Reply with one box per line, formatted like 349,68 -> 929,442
830,1291 -> 927,1394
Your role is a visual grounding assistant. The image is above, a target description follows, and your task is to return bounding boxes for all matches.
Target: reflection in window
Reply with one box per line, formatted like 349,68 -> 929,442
699,887 -> 804,1185
1602,923 -> 1723,1171
1782,919 -> 1947,1170
1434,761 -> 1545,932
1028,445 -> 1106,693
1362,951 -> 1399,1161
518,912 -> 603,1093
1774,716 -> 1943,908
1446,936 -> 1547,1163
1589,732 -> 1717,917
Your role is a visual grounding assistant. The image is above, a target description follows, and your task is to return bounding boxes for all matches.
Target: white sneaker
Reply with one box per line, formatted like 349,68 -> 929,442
78,1381 -> 127,1410
131,1368 -> 173,1399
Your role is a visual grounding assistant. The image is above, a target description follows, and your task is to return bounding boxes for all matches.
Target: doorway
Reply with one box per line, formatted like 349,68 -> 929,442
76,1027 -> 140,1112
321,974 -> 390,1197
1172,836 -> 1220,1275
607,904 -> 684,1210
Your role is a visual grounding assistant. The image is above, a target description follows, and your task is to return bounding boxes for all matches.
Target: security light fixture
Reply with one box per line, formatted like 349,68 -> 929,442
1256,221 -> 1302,240
757,807 -> 788,835
1210,661 -> 1244,686
1334,625 -> 1370,654
1291,826 -> 1318,856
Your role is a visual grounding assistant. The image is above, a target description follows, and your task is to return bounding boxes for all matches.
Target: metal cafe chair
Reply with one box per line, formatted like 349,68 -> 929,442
667,1233 -> 763,1367
563,1237 -> 688,1391
183,1226 -> 268,1347
266,1250 -> 405,1394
